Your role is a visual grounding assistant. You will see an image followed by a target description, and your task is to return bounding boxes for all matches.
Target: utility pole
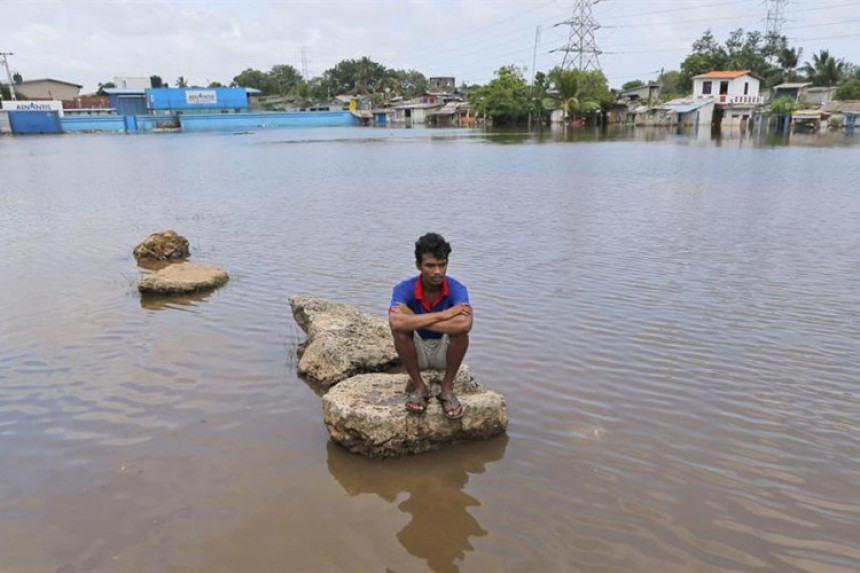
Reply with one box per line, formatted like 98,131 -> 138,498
552,0 -> 604,71
529,25 -> 541,129
765,0 -> 788,37
0,52 -> 17,101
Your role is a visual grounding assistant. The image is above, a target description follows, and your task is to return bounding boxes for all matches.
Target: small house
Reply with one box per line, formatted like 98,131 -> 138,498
15,78 -> 83,100
428,77 -> 456,93
772,82 -> 812,102
692,70 -> 763,129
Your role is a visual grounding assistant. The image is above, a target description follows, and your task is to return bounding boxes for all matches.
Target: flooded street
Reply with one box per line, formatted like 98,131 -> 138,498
1,126 -> 859,572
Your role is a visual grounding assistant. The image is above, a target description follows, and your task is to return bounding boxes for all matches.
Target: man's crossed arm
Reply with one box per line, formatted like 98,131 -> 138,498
388,303 -> 473,335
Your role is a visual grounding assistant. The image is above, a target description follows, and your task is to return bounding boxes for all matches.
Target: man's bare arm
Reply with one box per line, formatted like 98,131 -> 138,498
388,303 -> 471,333
425,310 -> 473,335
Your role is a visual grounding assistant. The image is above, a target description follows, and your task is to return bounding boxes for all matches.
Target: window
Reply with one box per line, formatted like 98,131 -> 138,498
702,81 -> 712,95
744,82 -> 749,95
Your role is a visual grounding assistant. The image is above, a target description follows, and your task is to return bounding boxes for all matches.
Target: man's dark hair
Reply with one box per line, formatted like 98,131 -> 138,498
415,232 -> 452,265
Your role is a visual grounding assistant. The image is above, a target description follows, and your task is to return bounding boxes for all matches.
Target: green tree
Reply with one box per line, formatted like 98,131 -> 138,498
658,70 -> 685,100
175,76 -> 188,88
770,95 -> 800,115
776,46 -> 803,83
268,64 -> 302,95
12,71 -> 22,84
802,50 -> 845,87
835,78 -> 860,100
391,69 -> 428,98
150,75 -> 164,88
678,28 -> 798,90
232,68 -> 270,93
622,79 -> 645,90
207,81 -> 224,88
96,81 -> 116,95
322,57 -> 389,95
549,67 -> 614,120
469,66 -> 531,125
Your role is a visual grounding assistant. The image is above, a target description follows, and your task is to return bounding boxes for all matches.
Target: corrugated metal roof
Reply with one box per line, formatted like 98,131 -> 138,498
774,82 -> 812,89
663,101 -> 711,114
835,101 -> 860,114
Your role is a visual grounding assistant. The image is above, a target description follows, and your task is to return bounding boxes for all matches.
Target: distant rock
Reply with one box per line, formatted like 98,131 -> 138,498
133,230 -> 190,261
289,295 -> 399,386
139,262 -> 228,295
323,366 -> 508,458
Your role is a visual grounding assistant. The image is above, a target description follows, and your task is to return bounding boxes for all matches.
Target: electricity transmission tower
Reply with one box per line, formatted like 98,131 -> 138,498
553,0 -> 604,71
299,46 -> 310,78
765,0 -> 788,37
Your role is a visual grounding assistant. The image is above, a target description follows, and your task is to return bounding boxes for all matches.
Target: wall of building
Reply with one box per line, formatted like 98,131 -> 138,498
694,76 -> 760,98
179,111 -> 357,131
429,77 -> 455,92
16,81 -> 81,100
147,88 -> 250,112
60,116 -> 126,133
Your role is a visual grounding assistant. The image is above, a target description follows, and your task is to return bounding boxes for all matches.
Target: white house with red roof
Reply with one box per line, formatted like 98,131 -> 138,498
691,70 -> 763,129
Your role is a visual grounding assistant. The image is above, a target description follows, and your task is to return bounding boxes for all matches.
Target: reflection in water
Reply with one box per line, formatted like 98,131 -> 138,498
139,288 -> 215,310
326,437 -> 508,573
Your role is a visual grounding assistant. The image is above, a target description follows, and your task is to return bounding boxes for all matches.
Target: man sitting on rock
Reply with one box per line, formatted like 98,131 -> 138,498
389,232 -> 473,419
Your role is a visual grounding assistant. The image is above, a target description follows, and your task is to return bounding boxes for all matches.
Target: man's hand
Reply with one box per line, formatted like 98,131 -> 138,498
442,303 -> 472,321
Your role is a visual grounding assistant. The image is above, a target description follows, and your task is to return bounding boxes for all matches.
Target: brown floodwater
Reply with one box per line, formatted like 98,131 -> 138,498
1,126 -> 859,572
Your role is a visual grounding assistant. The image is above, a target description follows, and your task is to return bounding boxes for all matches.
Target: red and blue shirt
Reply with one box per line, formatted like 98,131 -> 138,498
390,275 -> 470,339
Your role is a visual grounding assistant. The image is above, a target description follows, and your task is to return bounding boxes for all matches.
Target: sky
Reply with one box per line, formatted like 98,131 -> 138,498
3,0 -> 859,94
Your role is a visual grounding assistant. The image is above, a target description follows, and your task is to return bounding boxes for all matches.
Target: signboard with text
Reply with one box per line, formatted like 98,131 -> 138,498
185,90 -> 217,105
0,100 -> 64,116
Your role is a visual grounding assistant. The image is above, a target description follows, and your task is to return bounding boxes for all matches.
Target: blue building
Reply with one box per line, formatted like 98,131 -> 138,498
103,87 -> 257,116
103,88 -> 148,116
147,87 -> 255,114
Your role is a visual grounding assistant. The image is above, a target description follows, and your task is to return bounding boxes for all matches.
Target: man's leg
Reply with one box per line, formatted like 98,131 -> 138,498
392,330 -> 428,396
439,332 -> 469,417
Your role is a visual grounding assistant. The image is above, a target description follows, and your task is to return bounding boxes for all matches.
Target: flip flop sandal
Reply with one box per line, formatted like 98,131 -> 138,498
437,391 -> 465,420
405,391 -> 429,414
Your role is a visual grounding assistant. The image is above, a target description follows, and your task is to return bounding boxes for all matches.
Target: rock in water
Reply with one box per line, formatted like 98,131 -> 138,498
139,262 -> 228,295
323,366 -> 508,458
133,230 -> 190,261
289,295 -> 399,386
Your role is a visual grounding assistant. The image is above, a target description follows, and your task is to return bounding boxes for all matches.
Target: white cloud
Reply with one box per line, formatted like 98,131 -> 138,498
3,0 -> 858,92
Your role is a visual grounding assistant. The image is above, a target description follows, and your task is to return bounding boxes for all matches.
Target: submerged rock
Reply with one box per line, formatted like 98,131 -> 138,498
323,366 -> 508,458
289,295 -> 399,386
139,262 -> 228,295
133,230 -> 190,261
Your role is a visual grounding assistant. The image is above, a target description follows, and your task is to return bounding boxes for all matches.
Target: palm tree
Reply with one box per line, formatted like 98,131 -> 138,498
777,46 -> 802,83
801,50 -> 845,87
550,68 -> 599,122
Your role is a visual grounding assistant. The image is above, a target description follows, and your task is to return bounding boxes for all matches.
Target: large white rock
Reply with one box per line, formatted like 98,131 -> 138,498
323,366 -> 508,458
139,262 -> 228,295
289,295 -> 398,386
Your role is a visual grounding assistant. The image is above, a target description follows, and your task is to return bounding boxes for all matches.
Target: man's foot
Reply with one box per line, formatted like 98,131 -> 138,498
405,390 -> 430,413
436,391 -> 464,419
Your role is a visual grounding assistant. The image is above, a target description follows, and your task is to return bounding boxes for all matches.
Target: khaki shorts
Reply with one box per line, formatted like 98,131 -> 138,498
414,332 -> 449,370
